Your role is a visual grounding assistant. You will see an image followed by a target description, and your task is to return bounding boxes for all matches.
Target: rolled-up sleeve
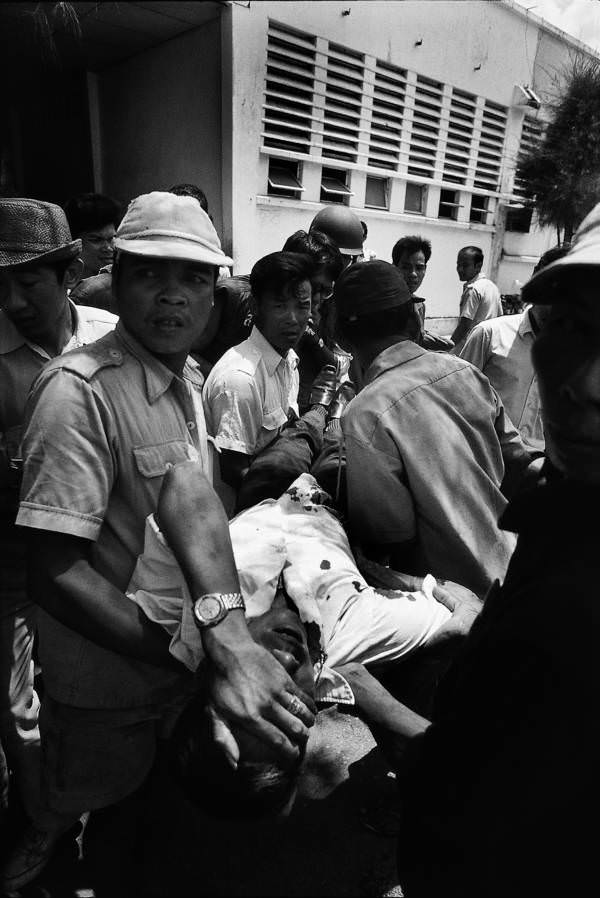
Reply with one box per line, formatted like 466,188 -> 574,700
205,370 -> 263,455
16,369 -> 116,540
343,410 -> 416,545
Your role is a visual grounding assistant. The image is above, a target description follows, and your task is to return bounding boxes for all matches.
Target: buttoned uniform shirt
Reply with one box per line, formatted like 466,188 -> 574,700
16,321 -> 212,709
458,310 -> 543,451
459,272 -> 502,328
203,325 -> 299,457
0,303 -> 117,600
342,341 -> 524,598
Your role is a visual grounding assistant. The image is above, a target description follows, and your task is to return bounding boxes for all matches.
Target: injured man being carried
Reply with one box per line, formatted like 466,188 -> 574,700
127,472 -> 477,706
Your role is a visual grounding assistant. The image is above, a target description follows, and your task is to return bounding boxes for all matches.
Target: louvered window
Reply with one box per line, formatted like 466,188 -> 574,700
321,43 -> 364,164
368,60 -> 406,171
408,76 -> 443,179
512,115 -> 543,201
263,22 -> 316,155
474,100 -> 507,191
443,88 -> 476,186
507,114 -> 543,231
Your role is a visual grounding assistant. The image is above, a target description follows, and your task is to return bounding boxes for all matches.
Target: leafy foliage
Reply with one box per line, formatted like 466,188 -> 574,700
519,56 -> 600,242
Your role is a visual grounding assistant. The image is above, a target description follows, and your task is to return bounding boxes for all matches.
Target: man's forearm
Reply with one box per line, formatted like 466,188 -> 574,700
450,317 -> 473,347
342,664 -> 430,738
26,532 -> 182,670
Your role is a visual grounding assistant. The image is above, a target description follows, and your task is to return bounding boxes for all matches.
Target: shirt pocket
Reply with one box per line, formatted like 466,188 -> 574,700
262,407 -> 288,433
132,440 -> 193,479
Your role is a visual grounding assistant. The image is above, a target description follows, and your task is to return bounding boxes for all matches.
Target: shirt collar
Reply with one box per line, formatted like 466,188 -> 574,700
0,300 -> 80,358
114,320 -> 202,403
465,271 -> 486,287
249,325 -> 298,376
363,339 -> 425,387
518,309 -> 535,338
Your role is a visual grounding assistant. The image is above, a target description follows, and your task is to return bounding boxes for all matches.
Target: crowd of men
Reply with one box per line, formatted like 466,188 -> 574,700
0,186 -> 598,897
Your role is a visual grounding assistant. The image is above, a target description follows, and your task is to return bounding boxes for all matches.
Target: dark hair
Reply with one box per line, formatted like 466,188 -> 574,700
169,183 -> 209,213
458,245 -> 484,267
250,251 -> 315,304
281,230 -> 343,279
169,681 -> 301,820
336,303 -> 413,345
360,220 -> 368,240
392,235 -> 432,266
533,243 -> 571,273
63,193 -> 121,238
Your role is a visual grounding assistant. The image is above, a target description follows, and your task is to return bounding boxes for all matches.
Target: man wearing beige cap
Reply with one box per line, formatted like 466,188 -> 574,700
0,199 -> 116,831
4,193 -> 315,891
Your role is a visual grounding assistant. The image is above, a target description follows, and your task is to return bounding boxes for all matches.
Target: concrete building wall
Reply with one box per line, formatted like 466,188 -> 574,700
97,20 -> 223,234
228,1 -> 598,322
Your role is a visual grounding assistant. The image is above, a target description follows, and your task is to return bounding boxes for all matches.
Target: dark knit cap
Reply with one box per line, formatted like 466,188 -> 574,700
334,260 -> 411,322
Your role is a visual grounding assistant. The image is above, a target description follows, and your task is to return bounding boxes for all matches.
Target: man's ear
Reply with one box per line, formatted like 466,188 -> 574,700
64,257 -> 84,290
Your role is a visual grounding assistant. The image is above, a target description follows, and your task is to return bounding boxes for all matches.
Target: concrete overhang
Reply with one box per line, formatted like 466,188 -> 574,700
0,1 -> 224,72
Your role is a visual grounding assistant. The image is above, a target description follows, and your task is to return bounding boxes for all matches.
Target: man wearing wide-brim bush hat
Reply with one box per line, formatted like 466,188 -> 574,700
0,198 -> 117,844
3,192 -> 315,892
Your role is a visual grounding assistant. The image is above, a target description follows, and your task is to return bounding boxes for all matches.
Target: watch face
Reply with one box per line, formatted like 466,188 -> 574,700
196,595 -> 223,624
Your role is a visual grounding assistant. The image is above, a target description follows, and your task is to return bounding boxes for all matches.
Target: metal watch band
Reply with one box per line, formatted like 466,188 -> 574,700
196,592 -> 245,611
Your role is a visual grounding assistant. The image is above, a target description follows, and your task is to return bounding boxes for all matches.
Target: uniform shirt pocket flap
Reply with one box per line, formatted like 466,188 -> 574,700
133,440 -> 192,478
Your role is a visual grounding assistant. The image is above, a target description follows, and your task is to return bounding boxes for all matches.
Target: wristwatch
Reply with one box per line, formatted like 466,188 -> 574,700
192,592 -> 246,629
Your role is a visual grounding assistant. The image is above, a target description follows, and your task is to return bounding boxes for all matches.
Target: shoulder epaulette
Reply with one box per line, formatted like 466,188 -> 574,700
43,336 -> 124,382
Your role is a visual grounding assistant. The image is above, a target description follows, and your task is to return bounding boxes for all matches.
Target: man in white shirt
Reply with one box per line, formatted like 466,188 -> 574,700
451,246 -> 502,351
457,245 -> 569,451
203,251 -> 314,496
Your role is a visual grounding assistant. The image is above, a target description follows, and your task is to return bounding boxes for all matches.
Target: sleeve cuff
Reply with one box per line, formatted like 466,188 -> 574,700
16,502 -> 102,541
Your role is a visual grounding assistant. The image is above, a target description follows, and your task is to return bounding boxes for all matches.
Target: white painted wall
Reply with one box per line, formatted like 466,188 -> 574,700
228,1 -> 598,320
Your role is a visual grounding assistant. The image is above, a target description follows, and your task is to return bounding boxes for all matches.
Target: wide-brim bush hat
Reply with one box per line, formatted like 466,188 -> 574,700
522,202 -> 600,304
113,191 -> 233,267
0,198 -> 81,267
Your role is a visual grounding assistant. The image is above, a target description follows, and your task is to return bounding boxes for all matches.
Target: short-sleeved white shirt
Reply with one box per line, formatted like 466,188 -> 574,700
203,326 -> 299,456
459,272 -> 503,324
458,311 -> 543,451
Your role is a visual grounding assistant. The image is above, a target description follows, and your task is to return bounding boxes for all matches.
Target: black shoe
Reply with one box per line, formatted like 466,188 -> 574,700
309,363 -> 338,408
327,381 -> 356,422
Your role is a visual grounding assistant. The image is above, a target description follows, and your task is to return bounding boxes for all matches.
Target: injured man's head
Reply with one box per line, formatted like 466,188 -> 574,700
130,473 -> 477,817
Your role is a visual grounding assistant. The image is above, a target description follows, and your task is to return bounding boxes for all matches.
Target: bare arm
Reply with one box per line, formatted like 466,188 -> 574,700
156,462 -> 316,763
335,662 -> 430,768
26,529 -> 182,670
450,316 -> 474,348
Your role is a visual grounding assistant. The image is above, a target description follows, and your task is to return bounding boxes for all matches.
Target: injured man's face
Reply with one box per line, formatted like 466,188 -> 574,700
246,588 -> 317,703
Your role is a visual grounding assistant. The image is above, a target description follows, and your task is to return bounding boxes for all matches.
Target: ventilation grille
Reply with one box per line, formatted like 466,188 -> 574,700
474,100 -> 507,191
321,42 -> 364,163
408,75 -> 443,178
443,88 -> 476,185
263,22 -> 316,155
367,60 -> 406,171
261,21 -> 519,202
512,114 -> 544,199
